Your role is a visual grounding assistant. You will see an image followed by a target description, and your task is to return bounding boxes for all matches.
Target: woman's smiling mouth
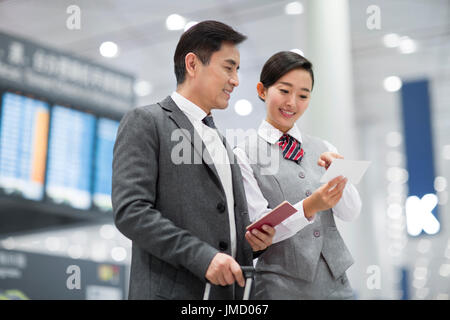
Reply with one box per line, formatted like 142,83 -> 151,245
279,108 -> 296,118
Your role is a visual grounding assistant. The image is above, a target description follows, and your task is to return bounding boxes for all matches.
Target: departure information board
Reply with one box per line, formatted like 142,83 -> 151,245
45,105 -> 96,210
0,92 -> 49,200
93,118 -> 119,211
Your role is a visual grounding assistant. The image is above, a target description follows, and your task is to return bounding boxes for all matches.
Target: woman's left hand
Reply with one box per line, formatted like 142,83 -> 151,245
318,152 -> 344,170
245,225 -> 276,252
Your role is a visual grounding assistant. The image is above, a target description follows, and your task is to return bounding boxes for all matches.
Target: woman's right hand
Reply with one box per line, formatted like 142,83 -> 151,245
303,176 -> 348,220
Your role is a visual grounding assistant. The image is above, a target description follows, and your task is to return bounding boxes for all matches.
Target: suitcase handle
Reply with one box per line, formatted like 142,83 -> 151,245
203,266 -> 255,300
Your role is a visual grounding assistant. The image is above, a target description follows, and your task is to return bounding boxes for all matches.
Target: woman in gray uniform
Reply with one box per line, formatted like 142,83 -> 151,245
234,51 -> 362,299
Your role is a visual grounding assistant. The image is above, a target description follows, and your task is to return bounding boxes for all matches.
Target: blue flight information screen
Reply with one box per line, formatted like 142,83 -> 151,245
93,118 -> 119,211
0,92 -> 50,201
45,105 -> 96,210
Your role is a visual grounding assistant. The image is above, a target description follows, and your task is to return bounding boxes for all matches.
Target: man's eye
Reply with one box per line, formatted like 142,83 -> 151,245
225,66 -> 232,71
280,89 -> 288,94
300,95 -> 308,99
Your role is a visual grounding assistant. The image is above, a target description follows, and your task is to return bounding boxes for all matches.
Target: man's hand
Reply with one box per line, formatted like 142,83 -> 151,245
205,253 -> 245,287
303,175 -> 347,219
245,225 -> 275,252
318,152 -> 344,169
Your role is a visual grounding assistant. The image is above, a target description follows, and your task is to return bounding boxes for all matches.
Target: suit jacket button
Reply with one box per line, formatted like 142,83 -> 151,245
217,202 -> 226,213
305,190 -> 312,197
298,172 -> 305,179
219,241 -> 228,251
314,230 -> 320,238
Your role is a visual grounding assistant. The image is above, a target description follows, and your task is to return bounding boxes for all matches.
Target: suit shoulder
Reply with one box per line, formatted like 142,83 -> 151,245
129,102 -> 164,117
120,102 -> 165,125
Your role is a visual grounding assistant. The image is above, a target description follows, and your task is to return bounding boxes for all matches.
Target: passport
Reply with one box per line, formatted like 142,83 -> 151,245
246,201 -> 297,232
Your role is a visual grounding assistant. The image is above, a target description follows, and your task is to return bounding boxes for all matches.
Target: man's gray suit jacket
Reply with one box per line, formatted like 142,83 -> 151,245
112,96 -> 253,299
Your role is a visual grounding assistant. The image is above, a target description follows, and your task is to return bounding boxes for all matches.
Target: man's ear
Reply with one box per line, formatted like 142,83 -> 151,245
184,52 -> 197,78
256,82 -> 266,101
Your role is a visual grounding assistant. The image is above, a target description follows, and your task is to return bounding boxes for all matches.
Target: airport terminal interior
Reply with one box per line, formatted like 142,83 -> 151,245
0,0 -> 449,299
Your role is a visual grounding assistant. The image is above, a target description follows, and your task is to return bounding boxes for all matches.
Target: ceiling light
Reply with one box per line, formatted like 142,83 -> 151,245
99,41 -> 118,58
385,131 -> 402,147
234,99 -> 253,116
166,14 -> 186,31
398,36 -> 417,54
383,76 -> 402,92
111,247 -> 127,262
434,176 -> 447,192
386,167 -> 408,184
285,2 -> 304,15
133,80 -> 153,97
383,33 -> 401,48
99,224 -> 116,240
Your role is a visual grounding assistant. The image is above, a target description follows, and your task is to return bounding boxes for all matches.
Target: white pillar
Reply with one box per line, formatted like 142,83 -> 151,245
300,0 -> 380,299
302,0 -> 357,159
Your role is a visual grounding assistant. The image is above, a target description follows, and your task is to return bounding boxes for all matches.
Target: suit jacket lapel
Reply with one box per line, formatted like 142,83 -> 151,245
158,96 -> 223,191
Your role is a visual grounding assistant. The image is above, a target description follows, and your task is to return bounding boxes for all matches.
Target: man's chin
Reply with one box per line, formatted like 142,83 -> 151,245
212,102 -> 229,110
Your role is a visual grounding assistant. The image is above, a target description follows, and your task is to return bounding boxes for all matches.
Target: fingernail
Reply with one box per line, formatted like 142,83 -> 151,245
252,229 -> 258,235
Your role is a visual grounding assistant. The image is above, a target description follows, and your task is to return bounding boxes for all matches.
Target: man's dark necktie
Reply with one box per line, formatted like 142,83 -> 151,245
202,115 -> 217,129
202,114 -> 229,148
277,133 -> 304,163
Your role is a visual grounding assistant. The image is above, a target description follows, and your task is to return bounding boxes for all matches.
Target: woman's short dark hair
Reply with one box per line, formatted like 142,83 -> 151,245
174,20 -> 247,85
259,51 -> 314,101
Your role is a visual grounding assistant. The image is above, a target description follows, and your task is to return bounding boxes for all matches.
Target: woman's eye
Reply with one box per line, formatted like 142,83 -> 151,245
225,66 -> 232,71
280,89 -> 289,94
300,95 -> 308,99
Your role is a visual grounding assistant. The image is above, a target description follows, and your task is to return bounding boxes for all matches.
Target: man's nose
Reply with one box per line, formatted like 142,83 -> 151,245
230,74 -> 239,87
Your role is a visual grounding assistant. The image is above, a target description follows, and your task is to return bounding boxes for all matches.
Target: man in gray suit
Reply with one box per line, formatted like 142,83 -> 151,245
112,20 -> 275,300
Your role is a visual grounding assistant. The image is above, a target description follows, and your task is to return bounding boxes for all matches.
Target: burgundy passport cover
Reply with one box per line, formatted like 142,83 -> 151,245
246,201 -> 298,232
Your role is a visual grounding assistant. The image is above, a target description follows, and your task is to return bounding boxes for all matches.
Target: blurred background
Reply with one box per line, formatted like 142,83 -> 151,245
0,0 -> 449,300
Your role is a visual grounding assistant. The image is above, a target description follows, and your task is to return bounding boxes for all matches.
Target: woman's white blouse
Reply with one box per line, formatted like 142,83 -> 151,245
233,120 -> 362,244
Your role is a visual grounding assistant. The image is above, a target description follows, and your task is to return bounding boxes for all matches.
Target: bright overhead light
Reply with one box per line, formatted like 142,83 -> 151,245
234,99 -> 253,116
99,41 -> 119,58
184,21 -> 198,32
99,224 -> 116,240
386,131 -> 403,147
111,246 -> 127,262
67,244 -> 84,259
387,204 -> 402,219
166,14 -> 186,31
285,2 -> 304,15
133,80 -> 153,97
434,176 -> 447,192
439,264 -> 450,277
386,167 -> 408,184
45,237 -> 60,251
290,48 -> 305,56
398,36 -> 417,54
383,33 -> 401,48
383,76 -> 402,92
